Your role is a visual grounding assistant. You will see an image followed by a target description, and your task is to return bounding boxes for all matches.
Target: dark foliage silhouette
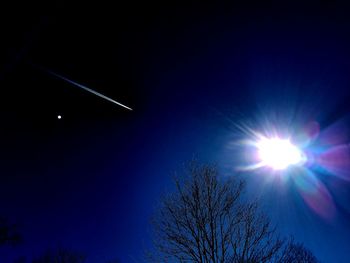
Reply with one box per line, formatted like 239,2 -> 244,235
149,162 -> 283,263
280,241 -> 319,263
32,247 -> 86,263
0,217 -> 21,246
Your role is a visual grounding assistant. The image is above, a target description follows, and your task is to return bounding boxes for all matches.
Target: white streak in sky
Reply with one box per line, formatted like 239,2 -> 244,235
46,69 -> 133,111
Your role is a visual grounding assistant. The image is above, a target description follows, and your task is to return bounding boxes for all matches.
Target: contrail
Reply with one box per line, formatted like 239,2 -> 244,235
43,68 -> 133,111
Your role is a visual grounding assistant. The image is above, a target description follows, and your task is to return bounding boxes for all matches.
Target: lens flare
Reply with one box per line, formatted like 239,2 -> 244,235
230,116 -> 350,220
257,138 -> 304,170
232,121 -> 336,220
293,167 -> 336,220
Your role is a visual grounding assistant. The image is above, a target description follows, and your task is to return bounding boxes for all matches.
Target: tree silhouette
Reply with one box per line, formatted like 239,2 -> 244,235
13,256 -> 27,263
149,162 -> 283,263
105,260 -> 121,263
32,247 -> 86,263
280,241 -> 319,263
0,217 -> 21,246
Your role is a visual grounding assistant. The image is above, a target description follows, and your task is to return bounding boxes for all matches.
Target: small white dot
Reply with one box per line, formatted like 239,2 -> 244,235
57,115 -> 62,119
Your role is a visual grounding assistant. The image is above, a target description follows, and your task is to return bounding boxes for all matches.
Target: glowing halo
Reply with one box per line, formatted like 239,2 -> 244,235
230,119 -> 348,219
256,137 -> 305,170
236,131 -> 307,172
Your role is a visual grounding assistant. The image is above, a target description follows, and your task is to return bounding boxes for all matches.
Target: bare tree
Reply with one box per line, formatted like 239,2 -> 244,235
0,217 -> 21,246
32,247 -> 86,263
229,202 -> 283,263
105,259 -> 121,263
149,162 -> 283,263
280,241 -> 319,263
13,256 -> 27,263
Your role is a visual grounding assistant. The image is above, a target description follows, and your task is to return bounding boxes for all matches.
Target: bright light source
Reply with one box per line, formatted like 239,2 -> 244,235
57,115 -> 62,119
257,138 -> 303,170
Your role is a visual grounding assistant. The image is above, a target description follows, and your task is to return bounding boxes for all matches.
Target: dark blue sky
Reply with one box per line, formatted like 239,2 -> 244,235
1,1 -> 350,262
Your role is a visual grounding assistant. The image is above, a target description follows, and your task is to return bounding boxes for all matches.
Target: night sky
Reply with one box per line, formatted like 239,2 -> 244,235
2,1 -> 350,262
